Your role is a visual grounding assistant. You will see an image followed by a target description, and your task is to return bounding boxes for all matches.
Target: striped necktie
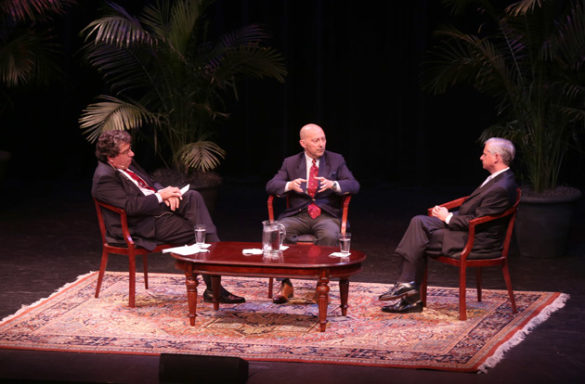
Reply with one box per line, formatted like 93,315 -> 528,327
125,169 -> 156,192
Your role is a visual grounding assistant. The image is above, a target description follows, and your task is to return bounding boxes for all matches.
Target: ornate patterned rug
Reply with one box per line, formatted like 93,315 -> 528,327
0,272 -> 568,373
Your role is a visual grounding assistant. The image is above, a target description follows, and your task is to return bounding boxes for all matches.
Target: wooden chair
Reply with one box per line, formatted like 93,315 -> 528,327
265,194 -> 352,297
420,188 -> 521,320
93,198 -> 175,307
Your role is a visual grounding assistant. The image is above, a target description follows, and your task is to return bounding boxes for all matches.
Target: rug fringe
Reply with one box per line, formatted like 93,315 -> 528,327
0,271 -> 97,325
477,292 -> 570,374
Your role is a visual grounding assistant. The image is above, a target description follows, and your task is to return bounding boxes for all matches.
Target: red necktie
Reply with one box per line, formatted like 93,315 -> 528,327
125,169 -> 156,192
307,159 -> 321,219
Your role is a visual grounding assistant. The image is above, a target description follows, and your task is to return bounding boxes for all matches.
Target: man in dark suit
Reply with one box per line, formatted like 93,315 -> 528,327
266,123 -> 360,303
378,137 -> 518,313
91,130 -> 244,303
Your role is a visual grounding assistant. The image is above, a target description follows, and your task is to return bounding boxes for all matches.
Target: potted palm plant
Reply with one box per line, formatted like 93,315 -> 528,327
78,0 -> 286,210
422,0 -> 584,257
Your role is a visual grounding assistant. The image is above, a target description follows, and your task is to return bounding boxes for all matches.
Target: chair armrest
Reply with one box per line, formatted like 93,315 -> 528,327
427,196 -> 468,215
93,198 -> 136,247
340,194 -> 352,235
267,195 -> 276,223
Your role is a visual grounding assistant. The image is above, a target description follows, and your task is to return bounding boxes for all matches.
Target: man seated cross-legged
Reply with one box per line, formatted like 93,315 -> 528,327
92,130 -> 245,304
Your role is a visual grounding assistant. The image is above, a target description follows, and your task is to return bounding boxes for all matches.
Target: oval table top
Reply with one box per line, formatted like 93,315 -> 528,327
170,241 -> 366,269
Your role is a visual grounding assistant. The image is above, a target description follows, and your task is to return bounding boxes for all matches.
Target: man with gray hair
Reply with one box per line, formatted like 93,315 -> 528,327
378,137 -> 518,313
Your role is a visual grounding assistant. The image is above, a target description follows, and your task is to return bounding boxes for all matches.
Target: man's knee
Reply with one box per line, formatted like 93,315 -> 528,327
315,227 -> 340,246
317,233 -> 338,246
183,189 -> 204,203
410,215 -> 427,225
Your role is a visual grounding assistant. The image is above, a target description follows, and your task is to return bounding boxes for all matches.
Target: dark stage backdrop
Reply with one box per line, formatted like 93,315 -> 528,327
2,0 -> 580,189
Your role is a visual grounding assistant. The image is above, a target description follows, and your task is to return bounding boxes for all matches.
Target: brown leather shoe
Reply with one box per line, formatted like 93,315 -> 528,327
272,281 -> 294,304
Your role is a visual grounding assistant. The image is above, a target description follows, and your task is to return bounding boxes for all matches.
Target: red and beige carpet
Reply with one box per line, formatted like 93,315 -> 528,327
0,272 -> 568,373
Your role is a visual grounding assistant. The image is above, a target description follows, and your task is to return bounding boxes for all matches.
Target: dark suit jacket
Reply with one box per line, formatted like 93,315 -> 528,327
440,169 -> 518,256
265,151 -> 360,219
91,160 -> 166,250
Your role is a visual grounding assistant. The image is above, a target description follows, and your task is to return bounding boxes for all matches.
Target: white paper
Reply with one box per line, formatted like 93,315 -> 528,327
163,243 -> 210,256
329,252 -> 351,258
180,184 -> 190,195
242,248 -> 263,255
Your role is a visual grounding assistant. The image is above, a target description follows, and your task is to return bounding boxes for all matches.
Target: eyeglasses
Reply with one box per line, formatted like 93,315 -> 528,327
119,146 -> 133,155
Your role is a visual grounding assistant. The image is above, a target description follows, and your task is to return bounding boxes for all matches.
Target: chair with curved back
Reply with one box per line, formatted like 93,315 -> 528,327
265,194 -> 352,297
93,198 -> 176,307
420,188 -> 521,320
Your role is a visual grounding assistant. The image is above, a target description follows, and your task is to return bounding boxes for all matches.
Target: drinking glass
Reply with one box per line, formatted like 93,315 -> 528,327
339,233 -> 351,255
194,225 -> 206,245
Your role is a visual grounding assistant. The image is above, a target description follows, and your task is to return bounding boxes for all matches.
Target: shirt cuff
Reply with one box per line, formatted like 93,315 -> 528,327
445,212 -> 453,224
155,192 -> 163,203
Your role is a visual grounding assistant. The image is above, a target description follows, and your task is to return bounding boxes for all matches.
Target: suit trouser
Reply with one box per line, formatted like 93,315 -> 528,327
153,190 -> 220,288
278,211 -> 340,246
276,211 -> 340,286
394,215 -> 447,285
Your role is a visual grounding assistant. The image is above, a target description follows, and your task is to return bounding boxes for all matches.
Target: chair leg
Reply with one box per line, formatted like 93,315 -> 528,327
95,249 -> 109,298
268,277 -> 274,298
459,265 -> 467,321
476,268 -> 482,302
142,254 -> 149,290
421,267 -> 428,307
501,262 -> 517,313
128,251 -> 136,308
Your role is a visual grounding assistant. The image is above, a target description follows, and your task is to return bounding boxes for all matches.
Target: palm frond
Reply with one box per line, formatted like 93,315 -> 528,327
210,45 -> 287,85
0,28 -> 60,87
79,96 -> 157,143
3,0 -> 75,23
81,2 -> 154,48
553,0 -> 585,71
506,0 -> 547,17
83,43 -> 153,94
423,26 -> 512,98
177,141 -> 226,172
167,0 -> 204,55
220,24 -> 270,48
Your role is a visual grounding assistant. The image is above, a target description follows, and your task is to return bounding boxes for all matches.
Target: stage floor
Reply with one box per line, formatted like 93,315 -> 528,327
1,178 -> 584,383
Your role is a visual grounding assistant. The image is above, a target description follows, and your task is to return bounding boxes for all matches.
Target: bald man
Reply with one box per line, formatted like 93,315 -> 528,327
266,123 -> 360,303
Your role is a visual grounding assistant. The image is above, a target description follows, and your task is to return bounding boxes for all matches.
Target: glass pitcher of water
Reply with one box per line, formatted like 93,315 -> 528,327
262,220 -> 286,257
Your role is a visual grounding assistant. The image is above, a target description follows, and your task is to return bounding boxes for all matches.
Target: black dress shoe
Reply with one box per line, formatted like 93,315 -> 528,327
378,282 -> 418,301
381,297 -> 423,314
203,289 -> 245,304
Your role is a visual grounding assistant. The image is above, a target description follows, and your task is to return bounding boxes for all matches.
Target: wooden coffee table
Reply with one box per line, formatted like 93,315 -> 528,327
171,241 -> 366,332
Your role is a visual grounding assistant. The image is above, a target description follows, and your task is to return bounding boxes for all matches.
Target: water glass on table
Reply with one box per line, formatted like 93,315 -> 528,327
339,233 -> 351,255
194,225 -> 206,245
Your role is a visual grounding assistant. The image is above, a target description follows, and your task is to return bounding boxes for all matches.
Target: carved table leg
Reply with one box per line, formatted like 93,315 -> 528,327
211,275 -> 221,311
317,271 -> 330,332
183,264 -> 199,326
339,278 -> 349,316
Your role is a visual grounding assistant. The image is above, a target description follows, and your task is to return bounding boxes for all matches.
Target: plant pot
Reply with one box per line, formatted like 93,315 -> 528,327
152,168 -> 222,214
514,186 -> 582,258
